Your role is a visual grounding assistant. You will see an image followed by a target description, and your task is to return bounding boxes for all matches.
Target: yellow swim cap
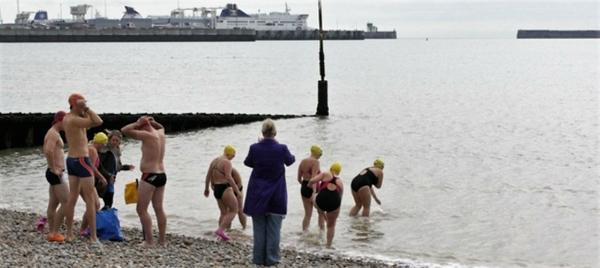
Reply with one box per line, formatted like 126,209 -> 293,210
330,162 -> 342,175
310,145 -> 322,156
224,145 -> 236,157
93,132 -> 108,145
374,159 -> 384,169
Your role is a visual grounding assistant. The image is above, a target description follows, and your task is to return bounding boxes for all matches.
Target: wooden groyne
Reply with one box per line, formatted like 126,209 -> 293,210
517,30 -> 600,39
0,113 -> 310,150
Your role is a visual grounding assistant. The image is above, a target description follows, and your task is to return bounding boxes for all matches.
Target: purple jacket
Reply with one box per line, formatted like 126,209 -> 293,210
243,138 -> 295,216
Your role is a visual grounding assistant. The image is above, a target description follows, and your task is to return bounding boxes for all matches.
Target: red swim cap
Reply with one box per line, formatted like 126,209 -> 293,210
52,111 -> 66,125
68,93 -> 85,109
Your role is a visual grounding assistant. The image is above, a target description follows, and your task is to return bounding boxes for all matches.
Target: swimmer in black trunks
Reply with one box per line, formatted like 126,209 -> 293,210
43,111 -> 69,242
297,145 -> 324,232
308,162 -> 343,248
122,116 -> 167,247
349,159 -> 384,217
204,145 -> 241,241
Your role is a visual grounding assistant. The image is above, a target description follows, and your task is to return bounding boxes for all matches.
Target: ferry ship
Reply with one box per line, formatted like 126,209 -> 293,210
215,3 -> 309,31
2,3 -> 308,31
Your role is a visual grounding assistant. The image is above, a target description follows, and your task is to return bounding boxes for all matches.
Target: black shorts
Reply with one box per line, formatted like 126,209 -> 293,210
213,183 -> 231,200
141,173 -> 167,188
300,180 -> 314,199
45,169 -> 62,185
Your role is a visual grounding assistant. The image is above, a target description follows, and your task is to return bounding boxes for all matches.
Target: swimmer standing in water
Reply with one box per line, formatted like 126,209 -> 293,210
297,145 -> 324,232
349,159 -> 384,217
309,162 -> 343,248
204,145 -> 242,241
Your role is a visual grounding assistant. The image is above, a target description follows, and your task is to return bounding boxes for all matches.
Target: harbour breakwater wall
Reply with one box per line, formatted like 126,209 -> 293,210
364,31 -> 397,39
0,29 -> 396,42
255,30 -> 365,40
0,28 -> 256,42
0,113 -> 309,150
517,30 -> 600,39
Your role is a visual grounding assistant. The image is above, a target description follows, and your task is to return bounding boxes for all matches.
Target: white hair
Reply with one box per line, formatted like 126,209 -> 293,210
261,118 -> 277,138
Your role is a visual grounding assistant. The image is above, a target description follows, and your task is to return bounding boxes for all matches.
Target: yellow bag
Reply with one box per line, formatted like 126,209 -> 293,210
124,180 -> 138,204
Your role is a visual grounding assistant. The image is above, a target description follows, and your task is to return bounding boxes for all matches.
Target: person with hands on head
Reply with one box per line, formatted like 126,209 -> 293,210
121,116 -> 168,247
62,93 -> 103,243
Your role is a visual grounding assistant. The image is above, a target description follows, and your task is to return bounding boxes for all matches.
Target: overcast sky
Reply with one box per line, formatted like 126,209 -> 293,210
0,0 -> 598,38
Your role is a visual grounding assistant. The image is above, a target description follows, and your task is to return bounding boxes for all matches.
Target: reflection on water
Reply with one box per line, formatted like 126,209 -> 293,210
348,215 -> 385,243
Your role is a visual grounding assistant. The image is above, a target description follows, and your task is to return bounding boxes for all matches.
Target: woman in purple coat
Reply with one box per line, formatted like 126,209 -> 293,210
243,119 -> 295,266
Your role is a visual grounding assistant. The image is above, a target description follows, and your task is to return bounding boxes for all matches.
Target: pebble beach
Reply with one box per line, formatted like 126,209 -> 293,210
0,209 -> 409,267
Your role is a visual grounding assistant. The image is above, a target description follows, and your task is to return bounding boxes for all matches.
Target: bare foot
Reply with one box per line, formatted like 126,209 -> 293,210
65,234 -> 75,242
139,241 -> 154,248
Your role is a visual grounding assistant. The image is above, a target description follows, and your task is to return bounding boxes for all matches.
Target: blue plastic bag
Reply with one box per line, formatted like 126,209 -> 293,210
96,208 -> 124,241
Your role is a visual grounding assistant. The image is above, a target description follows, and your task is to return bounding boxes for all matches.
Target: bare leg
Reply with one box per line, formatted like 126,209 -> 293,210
51,182 -> 69,235
317,209 -> 325,231
237,193 -> 247,229
301,197 -> 313,231
80,177 -> 98,242
217,200 -> 226,228
349,190 -> 362,216
152,185 -> 167,246
219,189 -> 238,231
136,180 -> 155,247
79,191 -> 87,232
358,187 -> 372,217
325,208 -> 340,248
65,176 -> 81,241
47,186 -> 59,235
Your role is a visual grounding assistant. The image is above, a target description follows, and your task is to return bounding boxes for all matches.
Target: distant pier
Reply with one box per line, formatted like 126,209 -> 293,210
517,30 -> 600,39
0,113 -> 310,150
256,30 -> 365,40
364,31 -> 397,39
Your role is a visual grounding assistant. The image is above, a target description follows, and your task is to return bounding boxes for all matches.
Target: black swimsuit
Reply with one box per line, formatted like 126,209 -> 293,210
351,168 -> 378,192
141,173 -> 167,188
315,177 -> 341,212
45,169 -> 63,185
300,180 -> 314,198
213,183 -> 231,200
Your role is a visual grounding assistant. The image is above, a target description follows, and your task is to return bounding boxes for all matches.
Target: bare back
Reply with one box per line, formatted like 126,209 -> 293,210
298,157 -> 320,181
139,128 -> 166,173
208,157 -> 231,186
43,127 -> 65,171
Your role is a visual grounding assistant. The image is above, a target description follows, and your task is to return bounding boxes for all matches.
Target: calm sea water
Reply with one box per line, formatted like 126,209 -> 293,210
0,39 -> 598,268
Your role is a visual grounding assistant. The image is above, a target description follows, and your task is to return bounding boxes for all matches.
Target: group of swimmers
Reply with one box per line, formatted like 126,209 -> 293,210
202,137 -> 384,248
43,93 -> 167,246
42,93 -> 384,249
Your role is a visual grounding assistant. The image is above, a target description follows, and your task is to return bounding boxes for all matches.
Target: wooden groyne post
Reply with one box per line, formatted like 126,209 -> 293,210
316,0 -> 329,116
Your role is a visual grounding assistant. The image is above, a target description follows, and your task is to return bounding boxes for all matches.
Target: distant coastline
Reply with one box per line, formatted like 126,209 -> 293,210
517,30 -> 600,39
